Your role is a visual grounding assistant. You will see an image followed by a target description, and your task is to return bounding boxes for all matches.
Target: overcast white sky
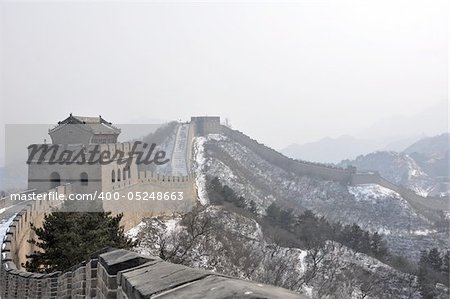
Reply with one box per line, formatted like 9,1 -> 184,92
0,0 -> 448,166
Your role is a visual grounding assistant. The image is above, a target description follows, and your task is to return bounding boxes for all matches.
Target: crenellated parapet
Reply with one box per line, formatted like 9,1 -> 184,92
1,185 -> 72,269
138,171 -> 193,184
1,193 -> 305,299
221,126 -> 355,184
350,172 -> 449,221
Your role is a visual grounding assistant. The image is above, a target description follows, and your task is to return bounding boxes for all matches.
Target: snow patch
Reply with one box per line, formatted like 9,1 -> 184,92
298,250 -> 308,274
207,134 -> 226,141
126,221 -> 146,241
193,137 -> 209,205
303,285 -> 313,297
164,218 -> 181,233
412,229 -> 436,236
348,184 -> 400,202
0,213 -> 17,247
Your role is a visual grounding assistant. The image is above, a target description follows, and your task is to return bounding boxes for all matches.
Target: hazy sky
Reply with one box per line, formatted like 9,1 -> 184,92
0,0 -> 448,166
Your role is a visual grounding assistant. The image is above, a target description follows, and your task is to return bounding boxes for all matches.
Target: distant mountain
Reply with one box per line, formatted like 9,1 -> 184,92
281,135 -> 380,163
281,101 -> 447,164
125,117 -> 169,124
382,134 -> 426,152
403,133 -> 449,155
356,100 -> 447,142
339,151 -> 430,185
119,117 -> 169,141
339,144 -> 449,197
403,133 -> 449,183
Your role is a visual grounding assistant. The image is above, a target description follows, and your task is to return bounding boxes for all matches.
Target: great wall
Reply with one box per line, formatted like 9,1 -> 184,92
0,116 -> 448,298
0,185 -> 303,298
221,125 -> 449,221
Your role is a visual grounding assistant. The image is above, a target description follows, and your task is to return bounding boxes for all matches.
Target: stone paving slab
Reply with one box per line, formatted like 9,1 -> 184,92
99,249 -> 156,275
120,261 -> 210,298
151,275 -> 306,299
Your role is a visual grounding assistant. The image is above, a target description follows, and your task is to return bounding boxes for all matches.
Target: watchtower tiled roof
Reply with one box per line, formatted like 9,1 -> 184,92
49,113 -> 121,134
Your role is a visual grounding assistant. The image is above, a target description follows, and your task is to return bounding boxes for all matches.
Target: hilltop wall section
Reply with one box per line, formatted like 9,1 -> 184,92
351,172 -> 449,220
220,126 -> 448,221
1,194 -> 303,299
221,126 -> 355,184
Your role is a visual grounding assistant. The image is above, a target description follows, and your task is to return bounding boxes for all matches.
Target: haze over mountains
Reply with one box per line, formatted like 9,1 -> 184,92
281,101 -> 447,163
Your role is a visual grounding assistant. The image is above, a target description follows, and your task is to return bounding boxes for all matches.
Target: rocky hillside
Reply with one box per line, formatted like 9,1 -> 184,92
192,133 -> 448,258
404,133 -> 449,155
405,134 -> 449,194
339,151 -> 438,196
131,126 -> 449,298
339,133 -> 449,197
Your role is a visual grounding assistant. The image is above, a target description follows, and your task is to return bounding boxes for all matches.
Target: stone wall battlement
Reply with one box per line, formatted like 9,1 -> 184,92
110,172 -> 194,191
219,126 -> 448,222
138,171 -> 192,183
221,126 -> 354,183
350,172 -> 449,221
1,187 -> 304,299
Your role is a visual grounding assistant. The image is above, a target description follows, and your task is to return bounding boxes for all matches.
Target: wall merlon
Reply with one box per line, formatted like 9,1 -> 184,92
1,207 -> 305,299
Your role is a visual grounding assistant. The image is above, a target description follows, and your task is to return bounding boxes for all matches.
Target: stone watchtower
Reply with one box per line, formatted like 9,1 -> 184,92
27,114 -> 138,194
191,116 -> 221,136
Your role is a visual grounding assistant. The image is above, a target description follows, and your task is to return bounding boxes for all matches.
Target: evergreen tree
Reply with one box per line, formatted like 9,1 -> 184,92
266,203 -> 282,223
442,250 -> 449,278
427,248 -> 443,272
249,200 -> 257,214
345,223 -> 364,251
279,209 -> 294,229
418,250 -> 437,299
418,267 -> 435,299
370,232 -> 387,258
24,212 -> 134,273
360,231 -> 371,253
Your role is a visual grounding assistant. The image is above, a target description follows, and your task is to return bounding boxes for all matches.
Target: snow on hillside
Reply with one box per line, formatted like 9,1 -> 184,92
192,136 -> 208,205
131,203 -> 439,298
348,184 -> 401,202
340,151 -> 440,196
191,134 -> 448,259
132,131 -> 449,298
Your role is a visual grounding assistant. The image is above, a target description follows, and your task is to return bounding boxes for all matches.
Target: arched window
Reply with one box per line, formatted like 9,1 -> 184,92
80,172 -> 88,186
128,168 -> 131,179
112,170 -> 115,183
50,172 -> 61,189
118,169 -> 121,182
123,168 -> 126,181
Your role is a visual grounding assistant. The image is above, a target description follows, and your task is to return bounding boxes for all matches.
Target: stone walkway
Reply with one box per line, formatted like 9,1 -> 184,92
170,123 -> 190,176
